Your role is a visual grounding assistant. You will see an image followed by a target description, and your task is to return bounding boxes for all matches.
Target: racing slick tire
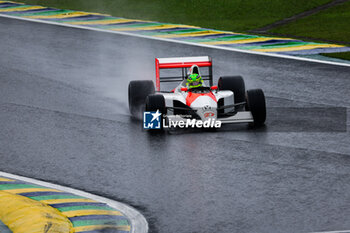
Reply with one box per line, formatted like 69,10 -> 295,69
246,89 -> 266,127
145,94 -> 166,131
218,76 -> 245,111
218,76 -> 246,103
128,80 -> 155,118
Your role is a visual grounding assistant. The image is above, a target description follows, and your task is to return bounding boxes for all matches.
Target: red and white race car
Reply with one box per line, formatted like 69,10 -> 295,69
128,56 -> 266,129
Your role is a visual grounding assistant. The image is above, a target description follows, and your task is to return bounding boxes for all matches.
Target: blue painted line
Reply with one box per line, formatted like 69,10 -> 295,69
0,3 -> 21,8
136,27 -> 198,34
174,33 -> 236,40
98,21 -> 148,28
50,202 -> 108,208
136,29 -> 208,35
3,8 -> 58,14
0,181 -> 26,184
151,27 -> 199,32
220,39 -> 302,47
47,15 -> 107,21
184,35 -> 259,42
276,47 -> 350,55
69,214 -> 128,221
243,39 -> 301,45
19,191 -> 72,197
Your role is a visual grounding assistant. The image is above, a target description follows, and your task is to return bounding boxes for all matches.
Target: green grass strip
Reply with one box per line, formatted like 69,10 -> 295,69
322,51 -> 350,61
17,0 -> 331,32
30,195 -> 82,201
0,184 -> 41,190
57,205 -> 115,212
270,1 -> 350,44
72,219 -> 129,227
11,9 -> 74,16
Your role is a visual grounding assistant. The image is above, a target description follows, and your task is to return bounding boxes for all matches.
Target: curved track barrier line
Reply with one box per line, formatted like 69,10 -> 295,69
0,172 -> 148,233
0,181 -> 132,233
0,191 -> 74,233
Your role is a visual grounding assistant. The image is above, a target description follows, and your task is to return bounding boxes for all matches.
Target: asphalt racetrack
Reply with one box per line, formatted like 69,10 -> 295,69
1,16 -> 350,233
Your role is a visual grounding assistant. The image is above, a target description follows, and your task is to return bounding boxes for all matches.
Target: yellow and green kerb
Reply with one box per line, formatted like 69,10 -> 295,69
0,176 -> 131,233
0,0 -> 349,56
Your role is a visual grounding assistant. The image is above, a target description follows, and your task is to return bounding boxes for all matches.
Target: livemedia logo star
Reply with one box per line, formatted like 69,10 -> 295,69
143,110 -> 162,129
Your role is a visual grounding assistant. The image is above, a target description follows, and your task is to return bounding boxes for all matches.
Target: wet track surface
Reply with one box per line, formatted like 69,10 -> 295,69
1,17 -> 350,233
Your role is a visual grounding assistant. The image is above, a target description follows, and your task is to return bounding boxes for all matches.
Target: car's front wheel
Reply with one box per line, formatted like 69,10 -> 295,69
246,89 -> 266,127
218,76 -> 246,111
218,76 -> 246,103
145,94 -> 166,131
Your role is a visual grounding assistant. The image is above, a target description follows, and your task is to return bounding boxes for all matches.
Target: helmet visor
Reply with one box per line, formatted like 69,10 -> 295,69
187,74 -> 202,88
189,81 -> 201,87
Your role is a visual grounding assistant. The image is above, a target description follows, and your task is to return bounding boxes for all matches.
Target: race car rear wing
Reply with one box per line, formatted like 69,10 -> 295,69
155,56 -> 213,91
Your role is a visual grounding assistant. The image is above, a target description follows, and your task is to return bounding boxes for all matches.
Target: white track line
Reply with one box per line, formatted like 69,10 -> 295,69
1,13 -> 350,68
0,171 -> 148,233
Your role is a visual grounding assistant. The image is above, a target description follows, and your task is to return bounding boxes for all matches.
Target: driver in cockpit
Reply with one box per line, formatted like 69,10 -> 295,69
186,64 -> 204,89
186,73 -> 203,89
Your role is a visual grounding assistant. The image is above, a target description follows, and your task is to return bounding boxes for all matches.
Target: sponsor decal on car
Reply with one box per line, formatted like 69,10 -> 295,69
204,112 -> 215,118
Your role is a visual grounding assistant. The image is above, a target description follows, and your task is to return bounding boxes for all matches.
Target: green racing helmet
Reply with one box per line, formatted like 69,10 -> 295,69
187,73 -> 203,89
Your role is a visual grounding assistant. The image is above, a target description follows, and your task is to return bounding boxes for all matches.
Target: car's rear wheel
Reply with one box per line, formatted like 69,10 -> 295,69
246,89 -> 266,127
145,94 -> 166,131
218,76 -> 245,111
128,80 -> 155,118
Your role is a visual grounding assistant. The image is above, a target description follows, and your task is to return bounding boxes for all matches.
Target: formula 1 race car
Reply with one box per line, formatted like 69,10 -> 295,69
128,56 -> 266,130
